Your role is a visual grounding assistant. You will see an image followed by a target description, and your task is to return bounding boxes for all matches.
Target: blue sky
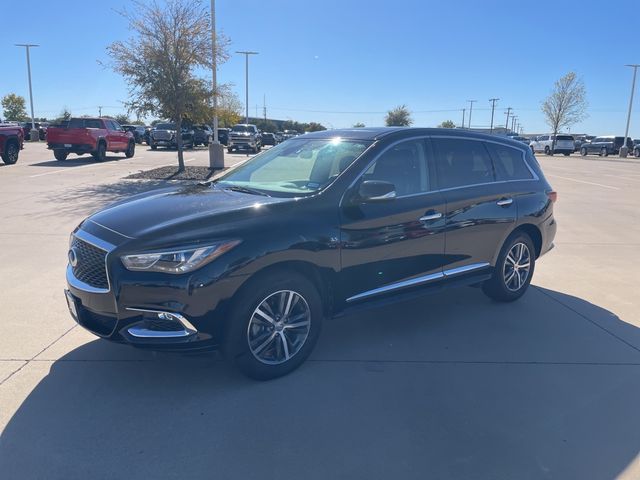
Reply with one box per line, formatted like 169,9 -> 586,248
1,0 -> 639,136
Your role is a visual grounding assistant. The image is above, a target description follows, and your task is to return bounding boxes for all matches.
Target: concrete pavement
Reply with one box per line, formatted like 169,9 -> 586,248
1,143 -> 640,479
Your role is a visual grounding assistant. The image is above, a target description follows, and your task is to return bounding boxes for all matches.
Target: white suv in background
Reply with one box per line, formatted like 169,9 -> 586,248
530,134 -> 575,156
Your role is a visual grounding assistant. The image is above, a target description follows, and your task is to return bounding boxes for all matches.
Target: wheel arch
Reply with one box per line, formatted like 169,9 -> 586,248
510,223 -> 542,258
235,260 -> 335,317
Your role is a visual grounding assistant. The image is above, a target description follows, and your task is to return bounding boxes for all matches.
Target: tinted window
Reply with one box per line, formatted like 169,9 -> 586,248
85,119 -> 102,129
555,135 -> 574,141
434,138 -> 494,189
68,118 -> 85,128
363,139 -> 429,196
109,120 -> 122,131
487,143 -> 533,181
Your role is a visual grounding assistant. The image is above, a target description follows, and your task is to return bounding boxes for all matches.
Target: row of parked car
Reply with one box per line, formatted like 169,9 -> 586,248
512,133 -> 640,157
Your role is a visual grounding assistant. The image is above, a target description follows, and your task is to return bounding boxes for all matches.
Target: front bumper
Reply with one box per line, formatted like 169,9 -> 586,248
62,228 -> 244,352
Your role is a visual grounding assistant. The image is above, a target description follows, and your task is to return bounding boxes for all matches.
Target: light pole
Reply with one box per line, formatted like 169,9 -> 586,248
15,43 -> 39,141
489,98 -> 499,134
461,108 -> 465,129
620,64 -> 639,158
467,100 -> 476,129
236,50 -> 258,125
208,0 -> 224,168
511,116 -> 517,133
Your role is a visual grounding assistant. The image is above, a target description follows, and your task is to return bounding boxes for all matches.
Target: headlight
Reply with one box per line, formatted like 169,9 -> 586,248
121,240 -> 241,274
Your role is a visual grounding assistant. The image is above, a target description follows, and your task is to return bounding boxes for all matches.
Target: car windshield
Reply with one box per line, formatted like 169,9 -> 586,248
232,125 -> 253,133
155,123 -> 175,130
216,137 -> 370,197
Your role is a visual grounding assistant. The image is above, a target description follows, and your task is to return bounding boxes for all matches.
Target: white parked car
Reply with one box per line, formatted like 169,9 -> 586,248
530,134 -> 575,156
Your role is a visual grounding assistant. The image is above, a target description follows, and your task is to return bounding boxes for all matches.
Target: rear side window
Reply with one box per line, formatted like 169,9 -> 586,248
433,138 -> 494,189
487,143 -> 533,181
68,118 -> 84,128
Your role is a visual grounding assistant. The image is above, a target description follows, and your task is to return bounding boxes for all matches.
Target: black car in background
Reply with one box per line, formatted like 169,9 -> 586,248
149,123 -> 194,150
632,139 -> 640,157
580,136 -> 632,156
261,132 -> 276,146
192,125 -> 213,146
64,128 -> 556,379
21,122 -> 47,141
121,125 -> 143,143
217,128 -> 229,146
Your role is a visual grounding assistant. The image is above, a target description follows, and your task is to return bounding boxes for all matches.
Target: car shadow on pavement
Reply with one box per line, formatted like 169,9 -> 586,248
2,286 -> 640,479
30,155 -> 128,167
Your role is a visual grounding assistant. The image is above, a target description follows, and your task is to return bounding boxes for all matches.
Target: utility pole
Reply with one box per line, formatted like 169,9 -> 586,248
236,50 -> 259,125
467,99 -> 476,129
98,106 -> 102,117
209,0 -> 224,167
461,108 -> 466,129
489,98 -> 499,134
620,64 -> 639,158
504,107 -> 512,132
15,43 -> 39,141
511,116 -> 517,133
263,94 -> 267,122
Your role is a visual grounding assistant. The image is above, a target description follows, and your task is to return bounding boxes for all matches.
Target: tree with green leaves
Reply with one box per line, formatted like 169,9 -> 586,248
385,105 -> 412,126
438,120 -> 455,128
1,93 -> 28,121
105,0 -> 229,170
542,72 -> 588,155
353,122 -> 365,128
305,122 -> 327,132
114,113 -> 131,125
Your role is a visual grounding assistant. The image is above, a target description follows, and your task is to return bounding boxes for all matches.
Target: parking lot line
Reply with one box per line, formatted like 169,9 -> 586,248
545,174 -> 619,190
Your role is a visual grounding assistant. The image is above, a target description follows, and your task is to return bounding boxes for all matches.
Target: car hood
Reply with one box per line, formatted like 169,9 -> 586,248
86,184 -> 288,239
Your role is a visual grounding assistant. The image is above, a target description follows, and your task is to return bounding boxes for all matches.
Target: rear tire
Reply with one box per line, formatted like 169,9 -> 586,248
563,152 -> 570,156
224,271 -> 323,380
1,140 -> 20,164
92,142 -> 106,162
580,147 -> 587,156
544,146 -> 550,155
227,148 -> 233,154
600,147 -> 608,157
150,143 -> 157,150
125,141 -> 135,158
482,232 -> 536,302
53,150 -> 68,162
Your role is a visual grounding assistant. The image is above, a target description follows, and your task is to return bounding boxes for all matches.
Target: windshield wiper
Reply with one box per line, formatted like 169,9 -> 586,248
222,185 -> 270,197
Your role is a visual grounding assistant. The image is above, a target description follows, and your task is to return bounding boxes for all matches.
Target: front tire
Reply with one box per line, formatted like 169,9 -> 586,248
544,146 -> 550,155
482,232 -> 535,302
224,271 -> 323,380
580,147 -> 587,156
125,141 -> 135,158
600,147 -> 608,157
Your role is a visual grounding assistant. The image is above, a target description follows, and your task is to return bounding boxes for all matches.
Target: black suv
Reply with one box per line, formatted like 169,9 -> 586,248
65,128 -> 556,379
580,136 -> 632,156
149,123 -> 194,150
192,124 -> 213,146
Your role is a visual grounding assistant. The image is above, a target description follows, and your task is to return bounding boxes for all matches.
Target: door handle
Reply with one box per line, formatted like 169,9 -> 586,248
419,212 -> 443,222
496,198 -> 513,207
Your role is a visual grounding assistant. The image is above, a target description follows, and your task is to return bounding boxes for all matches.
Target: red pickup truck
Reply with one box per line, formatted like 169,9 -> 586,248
47,117 -> 135,161
0,125 -> 24,165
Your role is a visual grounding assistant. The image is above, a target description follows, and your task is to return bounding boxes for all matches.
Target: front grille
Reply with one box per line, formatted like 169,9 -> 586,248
71,237 -> 109,290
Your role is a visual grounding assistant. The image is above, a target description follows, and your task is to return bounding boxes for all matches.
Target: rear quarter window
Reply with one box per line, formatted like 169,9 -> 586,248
486,143 -> 533,181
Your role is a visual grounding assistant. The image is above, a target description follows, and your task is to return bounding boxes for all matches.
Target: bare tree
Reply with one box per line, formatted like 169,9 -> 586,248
385,105 -> 413,126
542,72 -> 588,155
105,0 -> 229,170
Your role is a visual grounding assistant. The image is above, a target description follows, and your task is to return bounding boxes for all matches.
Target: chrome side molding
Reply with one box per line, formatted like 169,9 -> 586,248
346,262 -> 491,302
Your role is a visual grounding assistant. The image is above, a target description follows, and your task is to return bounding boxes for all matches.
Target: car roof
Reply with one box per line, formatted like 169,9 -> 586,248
300,127 -> 531,148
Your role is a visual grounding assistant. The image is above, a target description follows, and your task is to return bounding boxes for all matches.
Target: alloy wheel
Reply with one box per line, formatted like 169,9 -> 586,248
7,143 -> 19,163
503,242 -> 531,292
247,290 -> 311,365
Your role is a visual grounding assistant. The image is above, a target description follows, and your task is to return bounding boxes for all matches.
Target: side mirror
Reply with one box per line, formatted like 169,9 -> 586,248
358,180 -> 396,202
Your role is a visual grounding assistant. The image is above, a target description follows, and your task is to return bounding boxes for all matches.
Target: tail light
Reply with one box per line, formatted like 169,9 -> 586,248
547,191 -> 557,203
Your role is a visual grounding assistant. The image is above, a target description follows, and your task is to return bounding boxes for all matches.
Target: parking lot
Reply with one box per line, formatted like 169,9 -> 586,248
1,143 -> 640,479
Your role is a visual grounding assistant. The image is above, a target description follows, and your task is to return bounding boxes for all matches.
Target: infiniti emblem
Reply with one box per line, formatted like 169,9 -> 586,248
68,248 -> 78,267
